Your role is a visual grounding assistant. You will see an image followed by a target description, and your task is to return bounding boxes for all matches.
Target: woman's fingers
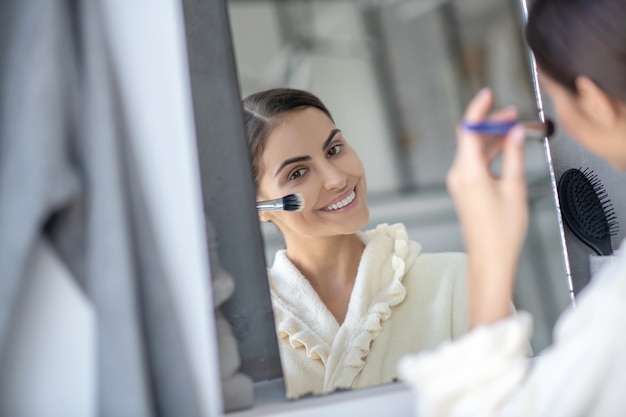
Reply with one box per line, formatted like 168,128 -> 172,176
455,89 -> 495,161
450,87 -> 526,192
457,89 -> 519,161
483,138 -> 505,163
501,126 -> 527,185
487,106 -> 518,123
462,88 -> 494,123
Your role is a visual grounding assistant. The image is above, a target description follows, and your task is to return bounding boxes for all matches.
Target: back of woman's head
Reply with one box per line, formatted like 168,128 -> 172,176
242,88 -> 334,188
526,0 -> 626,102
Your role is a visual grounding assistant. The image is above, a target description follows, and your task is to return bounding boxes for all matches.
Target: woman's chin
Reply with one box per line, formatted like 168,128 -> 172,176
353,209 -> 370,231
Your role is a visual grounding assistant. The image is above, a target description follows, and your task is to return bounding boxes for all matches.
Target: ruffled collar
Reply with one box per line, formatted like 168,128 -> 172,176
269,223 -> 421,391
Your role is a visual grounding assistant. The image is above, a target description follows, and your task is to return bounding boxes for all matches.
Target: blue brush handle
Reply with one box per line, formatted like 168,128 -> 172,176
461,120 -> 517,136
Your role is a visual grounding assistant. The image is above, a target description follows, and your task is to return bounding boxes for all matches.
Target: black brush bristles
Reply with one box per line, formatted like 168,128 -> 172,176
281,193 -> 305,212
256,193 -> 305,212
544,119 -> 556,138
558,168 -> 619,256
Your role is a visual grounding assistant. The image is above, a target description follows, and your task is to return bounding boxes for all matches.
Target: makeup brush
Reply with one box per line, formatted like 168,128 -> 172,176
256,193 -> 305,212
462,118 -> 556,139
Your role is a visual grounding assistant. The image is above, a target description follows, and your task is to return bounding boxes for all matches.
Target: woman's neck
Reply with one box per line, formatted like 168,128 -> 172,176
285,233 -> 364,284
284,233 -> 365,324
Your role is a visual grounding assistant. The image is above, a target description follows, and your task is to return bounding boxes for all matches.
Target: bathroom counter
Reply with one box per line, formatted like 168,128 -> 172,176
228,379 -> 415,417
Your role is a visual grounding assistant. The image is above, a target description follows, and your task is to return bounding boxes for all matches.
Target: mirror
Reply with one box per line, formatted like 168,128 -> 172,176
225,0 -> 572,400
519,0 -> 626,297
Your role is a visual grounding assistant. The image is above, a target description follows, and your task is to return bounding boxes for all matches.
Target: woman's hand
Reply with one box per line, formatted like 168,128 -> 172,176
446,88 -> 529,328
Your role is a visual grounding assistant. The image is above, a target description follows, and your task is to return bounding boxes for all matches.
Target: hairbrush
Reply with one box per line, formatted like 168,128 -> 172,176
256,193 -> 305,212
558,168 -> 619,255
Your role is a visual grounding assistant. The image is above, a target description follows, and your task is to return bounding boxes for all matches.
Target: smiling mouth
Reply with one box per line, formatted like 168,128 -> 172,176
321,189 -> 356,211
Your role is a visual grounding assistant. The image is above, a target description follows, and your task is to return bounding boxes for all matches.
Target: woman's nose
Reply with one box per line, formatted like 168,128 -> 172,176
321,162 -> 347,190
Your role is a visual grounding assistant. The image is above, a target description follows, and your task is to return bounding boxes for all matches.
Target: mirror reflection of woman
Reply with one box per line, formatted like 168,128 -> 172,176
399,0 -> 626,415
243,89 -> 469,399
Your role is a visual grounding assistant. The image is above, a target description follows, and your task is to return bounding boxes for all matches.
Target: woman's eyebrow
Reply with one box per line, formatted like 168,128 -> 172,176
274,155 -> 311,177
322,129 -> 341,151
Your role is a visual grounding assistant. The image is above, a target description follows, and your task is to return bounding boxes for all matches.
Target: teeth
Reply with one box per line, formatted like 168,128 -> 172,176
322,190 -> 356,211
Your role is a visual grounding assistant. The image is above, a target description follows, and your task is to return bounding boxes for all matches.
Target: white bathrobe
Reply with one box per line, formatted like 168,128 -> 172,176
268,223 -> 468,399
398,240 -> 626,417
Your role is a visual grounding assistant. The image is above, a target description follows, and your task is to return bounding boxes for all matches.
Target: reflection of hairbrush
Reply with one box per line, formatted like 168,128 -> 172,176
558,168 -> 619,255
256,193 -> 305,212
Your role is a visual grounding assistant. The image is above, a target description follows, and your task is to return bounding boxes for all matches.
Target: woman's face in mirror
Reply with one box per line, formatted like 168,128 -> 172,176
224,0 -> 576,394
256,107 -> 370,240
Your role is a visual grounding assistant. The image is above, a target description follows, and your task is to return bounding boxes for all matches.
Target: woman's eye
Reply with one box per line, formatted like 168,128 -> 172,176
289,167 -> 307,181
328,144 -> 343,157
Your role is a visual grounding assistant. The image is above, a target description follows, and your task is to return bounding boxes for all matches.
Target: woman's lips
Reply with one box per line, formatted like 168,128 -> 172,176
321,188 -> 357,211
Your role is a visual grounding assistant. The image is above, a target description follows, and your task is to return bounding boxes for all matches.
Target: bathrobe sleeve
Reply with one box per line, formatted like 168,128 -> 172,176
397,249 -> 626,417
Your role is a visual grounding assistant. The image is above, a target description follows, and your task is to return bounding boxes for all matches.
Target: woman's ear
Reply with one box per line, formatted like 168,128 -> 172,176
575,76 -> 621,127
257,192 -> 274,223
258,210 -> 273,223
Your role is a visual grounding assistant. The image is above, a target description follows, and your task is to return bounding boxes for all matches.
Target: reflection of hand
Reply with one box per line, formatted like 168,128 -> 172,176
446,88 -> 529,328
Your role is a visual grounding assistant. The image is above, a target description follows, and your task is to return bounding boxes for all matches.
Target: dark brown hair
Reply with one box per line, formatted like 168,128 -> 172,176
242,88 -> 334,189
525,0 -> 626,102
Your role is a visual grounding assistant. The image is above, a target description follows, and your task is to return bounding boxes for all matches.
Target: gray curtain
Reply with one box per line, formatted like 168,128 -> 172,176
0,1 -> 223,416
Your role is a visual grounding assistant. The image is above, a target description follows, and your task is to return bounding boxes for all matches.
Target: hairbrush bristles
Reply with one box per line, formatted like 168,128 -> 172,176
256,193 -> 305,212
579,168 -> 619,235
558,168 -> 619,256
